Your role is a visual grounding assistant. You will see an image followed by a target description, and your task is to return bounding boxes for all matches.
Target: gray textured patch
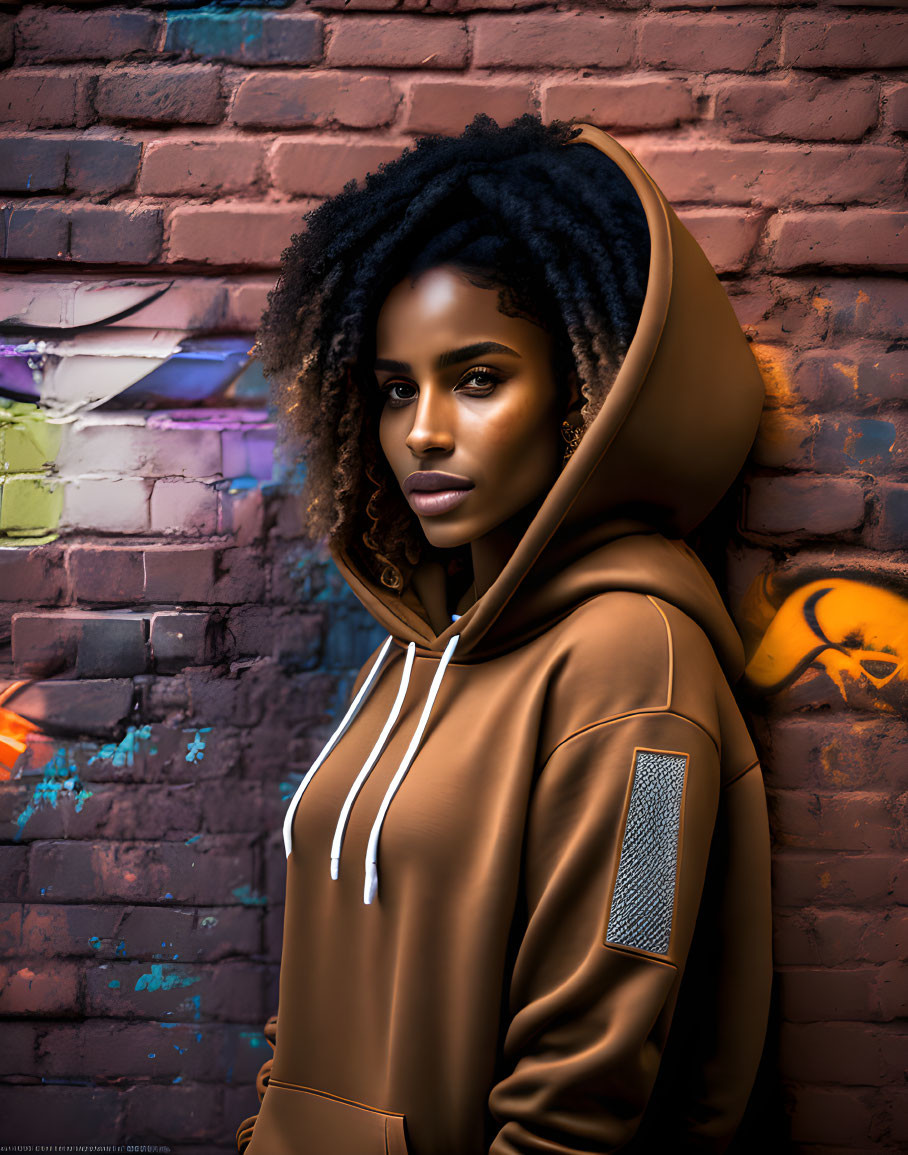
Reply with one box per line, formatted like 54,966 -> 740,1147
605,749 -> 687,956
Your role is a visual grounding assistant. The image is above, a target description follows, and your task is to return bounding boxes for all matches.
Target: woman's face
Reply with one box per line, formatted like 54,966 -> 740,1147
373,264 -> 568,552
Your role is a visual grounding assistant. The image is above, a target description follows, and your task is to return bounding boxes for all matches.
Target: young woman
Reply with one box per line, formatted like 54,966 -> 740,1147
236,115 -> 772,1154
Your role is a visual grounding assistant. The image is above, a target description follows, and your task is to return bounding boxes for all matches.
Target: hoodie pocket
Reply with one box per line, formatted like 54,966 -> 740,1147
248,1077 -> 410,1155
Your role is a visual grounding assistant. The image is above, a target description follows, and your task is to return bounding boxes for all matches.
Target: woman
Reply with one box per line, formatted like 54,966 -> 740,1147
236,115 -> 772,1154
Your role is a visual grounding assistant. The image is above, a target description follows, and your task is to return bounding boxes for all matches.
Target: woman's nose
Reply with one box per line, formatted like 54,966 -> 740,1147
405,387 -> 455,456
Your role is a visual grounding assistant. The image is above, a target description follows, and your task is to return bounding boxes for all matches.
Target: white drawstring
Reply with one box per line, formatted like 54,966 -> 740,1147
364,633 -> 461,905
330,642 -> 416,880
282,635 -> 394,859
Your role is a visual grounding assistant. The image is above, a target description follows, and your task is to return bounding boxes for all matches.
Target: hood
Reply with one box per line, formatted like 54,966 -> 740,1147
329,123 -> 765,675
289,125 -> 765,900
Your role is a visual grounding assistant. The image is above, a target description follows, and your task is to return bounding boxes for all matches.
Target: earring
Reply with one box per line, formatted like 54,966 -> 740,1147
560,418 -> 583,464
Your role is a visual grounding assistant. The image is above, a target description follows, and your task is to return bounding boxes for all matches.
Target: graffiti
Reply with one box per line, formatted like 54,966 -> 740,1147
13,745 -> 93,840
741,574 -> 908,712
134,963 -> 200,993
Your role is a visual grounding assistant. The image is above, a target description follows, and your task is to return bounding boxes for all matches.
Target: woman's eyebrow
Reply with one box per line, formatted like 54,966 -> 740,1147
373,341 -> 521,374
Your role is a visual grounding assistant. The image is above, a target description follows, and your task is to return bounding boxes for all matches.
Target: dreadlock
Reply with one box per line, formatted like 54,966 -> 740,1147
255,113 -> 650,592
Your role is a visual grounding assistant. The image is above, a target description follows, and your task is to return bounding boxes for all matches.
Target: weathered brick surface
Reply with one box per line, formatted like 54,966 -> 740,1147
2,3 -> 905,1149
0,69 -> 93,128
95,65 -> 223,126
230,71 -> 395,129
165,11 -> 323,66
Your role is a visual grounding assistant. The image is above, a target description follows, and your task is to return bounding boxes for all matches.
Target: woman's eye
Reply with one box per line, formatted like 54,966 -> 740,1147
380,381 -> 417,405
457,367 -> 501,392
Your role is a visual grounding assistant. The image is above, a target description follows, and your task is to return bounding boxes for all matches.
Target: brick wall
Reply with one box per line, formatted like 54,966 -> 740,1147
0,1 -> 905,1150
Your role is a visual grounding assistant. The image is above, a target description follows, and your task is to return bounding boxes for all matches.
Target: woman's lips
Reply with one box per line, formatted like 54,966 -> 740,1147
403,471 -> 474,516
407,487 -> 472,516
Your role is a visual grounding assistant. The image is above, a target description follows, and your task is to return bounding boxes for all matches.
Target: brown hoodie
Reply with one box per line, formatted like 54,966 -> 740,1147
236,124 -> 772,1155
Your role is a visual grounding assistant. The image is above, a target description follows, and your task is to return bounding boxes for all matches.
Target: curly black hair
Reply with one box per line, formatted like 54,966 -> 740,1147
255,113 -> 650,592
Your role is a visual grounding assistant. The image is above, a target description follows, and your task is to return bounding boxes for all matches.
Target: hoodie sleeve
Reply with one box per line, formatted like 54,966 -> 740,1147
487,709 -> 723,1154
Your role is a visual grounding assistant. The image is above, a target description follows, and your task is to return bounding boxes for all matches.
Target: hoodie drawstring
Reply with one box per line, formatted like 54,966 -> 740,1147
282,634 -> 394,859
364,632 -> 460,905
282,632 -> 462,907
330,642 -> 416,880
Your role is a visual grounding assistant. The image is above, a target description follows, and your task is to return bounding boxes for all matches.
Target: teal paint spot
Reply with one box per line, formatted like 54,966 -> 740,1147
108,980 -> 120,989
240,1031 -> 266,1049
184,727 -> 211,764
185,834 -> 201,845
158,1022 -> 177,1029
844,419 -> 896,467
148,1053 -> 156,1059
191,995 -> 202,1023
231,885 -> 266,907
115,940 -> 126,957
200,916 -> 218,928
40,888 -> 46,895
280,772 -> 303,804
88,936 -> 102,950
88,723 -> 153,770
173,954 -> 179,960
196,1032 -> 202,1042
163,893 -> 173,900
14,746 -> 94,840
173,1044 -> 186,1055
173,1076 -> 183,1083
134,964 -> 200,993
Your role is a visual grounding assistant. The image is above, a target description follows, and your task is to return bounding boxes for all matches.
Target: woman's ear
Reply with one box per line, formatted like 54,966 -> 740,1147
564,368 -> 583,421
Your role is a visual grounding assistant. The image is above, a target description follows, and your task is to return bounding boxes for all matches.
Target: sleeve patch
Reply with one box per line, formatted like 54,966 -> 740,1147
604,748 -> 688,957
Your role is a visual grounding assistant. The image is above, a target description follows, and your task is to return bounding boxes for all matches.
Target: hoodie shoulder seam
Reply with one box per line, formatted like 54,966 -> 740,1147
644,594 -> 673,711
545,708 -> 719,763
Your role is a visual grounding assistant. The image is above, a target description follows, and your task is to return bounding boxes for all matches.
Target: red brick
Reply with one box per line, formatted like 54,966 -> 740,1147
765,210 -> 908,272
65,138 -> 141,195
868,480 -> 908,551
11,680 -> 134,740
542,77 -> 694,131
168,204 -> 314,267
326,15 -> 467,68
779,964 -> 904,1023
473,13 -> 634,68
270,137 -> 405,197
27,837 -> 256,905
782,12 -> 908,69
780,1022 -> 900,1085
126,1082 -> 223,1142
676,208 -> 763,273
164,11 -> 323,66
0,137 -> 67,192
231,71 -> 395,129
67,544 -> 145,604
0,1020 -> 40,1075
0,544 -> 66,602
809,277 -> 908,340
12,609 -> 150,678
637,11 -> 778,72
143,544 -> 217,603
37,1020 -> 261,1084
887,83 -> 908,133
810,909 -> 906,967
744,476 -> 866,537
84,959 -> 267,1023
764,719 -> 907,794
139,138 -> 267,196
0,1086 -> 126,1141
222,279 -> 275,330
635,143 -> 903,207
716,76 -> 880,142
793,346 -> 907,410
0,69 -> 93,128
404,78 -> 532,134
0,15 -> 12,63
95,65 -> 223,126
0,201 -> 68,260
70,204 -> 163,263
0,959 -> 80,1014
768,789 -> 899,852
16,8 -> 159,63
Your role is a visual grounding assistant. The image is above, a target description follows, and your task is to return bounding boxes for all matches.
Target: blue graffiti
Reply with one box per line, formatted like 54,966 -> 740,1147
185,727 -> 212,763
14,747 -> 93,840
134,964 -> 200,993
87,724 -> 154,769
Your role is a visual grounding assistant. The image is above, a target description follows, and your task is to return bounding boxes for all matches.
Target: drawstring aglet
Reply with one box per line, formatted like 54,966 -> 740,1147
330,856 -> 340,881
364,862 -> 378,906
